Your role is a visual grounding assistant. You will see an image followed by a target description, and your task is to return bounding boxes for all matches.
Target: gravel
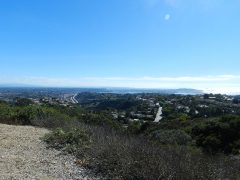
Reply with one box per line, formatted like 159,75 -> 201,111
0,124 -> 99,180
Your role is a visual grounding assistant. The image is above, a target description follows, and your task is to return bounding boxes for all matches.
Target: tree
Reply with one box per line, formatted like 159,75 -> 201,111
15,98 -> 34,106
192,115 -> 240,154
203,94 -> 209,99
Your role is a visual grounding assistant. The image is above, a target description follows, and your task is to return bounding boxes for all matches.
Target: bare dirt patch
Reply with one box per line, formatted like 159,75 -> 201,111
0,124 -> 97,180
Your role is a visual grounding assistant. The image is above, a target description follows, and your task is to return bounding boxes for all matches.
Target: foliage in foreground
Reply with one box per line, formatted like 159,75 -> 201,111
0,100 -> 240,179
43,128 -> 92,154
192,115 -> 240,154
44,125 -> 240,180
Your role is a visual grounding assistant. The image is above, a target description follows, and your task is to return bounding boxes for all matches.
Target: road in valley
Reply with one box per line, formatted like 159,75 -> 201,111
70,94 -> 78,104
154,106 -> 163,122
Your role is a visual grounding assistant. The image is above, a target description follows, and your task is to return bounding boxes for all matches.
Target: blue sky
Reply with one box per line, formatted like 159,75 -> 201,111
0,0 -> 240,93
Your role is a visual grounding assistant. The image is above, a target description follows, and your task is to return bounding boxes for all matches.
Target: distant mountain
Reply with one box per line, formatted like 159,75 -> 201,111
0,85 -> 203,95
103,88 -> 203,95
172,88 -> 203,95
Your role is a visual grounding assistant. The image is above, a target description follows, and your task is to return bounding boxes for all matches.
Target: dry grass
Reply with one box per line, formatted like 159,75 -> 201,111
45,123 -> 240,180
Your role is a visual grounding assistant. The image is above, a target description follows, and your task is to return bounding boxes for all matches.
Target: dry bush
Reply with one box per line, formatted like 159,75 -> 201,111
56,125 -> 240,180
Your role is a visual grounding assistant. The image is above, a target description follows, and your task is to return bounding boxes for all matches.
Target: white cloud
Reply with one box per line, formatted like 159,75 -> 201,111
1,75 -> 240,94
84,75 -> 239,82
204,87 -> 240,95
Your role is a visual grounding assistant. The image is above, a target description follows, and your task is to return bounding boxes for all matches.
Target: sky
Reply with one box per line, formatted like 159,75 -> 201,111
0,0 -> 240,94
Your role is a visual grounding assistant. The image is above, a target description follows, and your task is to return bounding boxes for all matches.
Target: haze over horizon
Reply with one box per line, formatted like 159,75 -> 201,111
1,0 -> 240,94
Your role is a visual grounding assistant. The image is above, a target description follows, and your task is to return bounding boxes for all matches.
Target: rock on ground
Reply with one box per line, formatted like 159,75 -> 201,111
0,124 -> 98,180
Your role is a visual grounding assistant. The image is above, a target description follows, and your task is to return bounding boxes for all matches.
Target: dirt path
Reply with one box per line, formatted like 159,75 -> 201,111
0,124 -> 97,180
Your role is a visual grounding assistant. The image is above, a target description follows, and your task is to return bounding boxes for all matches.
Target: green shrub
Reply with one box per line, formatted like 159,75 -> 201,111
30,107 -> 72,128
127,121 -> 142,134
43,128 -> 92,155
192,115 -> 240,154
149,129 -> 192,146
15,98 -> 34,106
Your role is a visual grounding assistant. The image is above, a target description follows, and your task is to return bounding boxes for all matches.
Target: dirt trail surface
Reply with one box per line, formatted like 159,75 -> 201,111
0,124 -> 97,180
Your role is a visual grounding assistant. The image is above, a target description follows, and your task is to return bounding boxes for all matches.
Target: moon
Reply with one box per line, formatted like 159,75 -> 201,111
164,14 -> 171,21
